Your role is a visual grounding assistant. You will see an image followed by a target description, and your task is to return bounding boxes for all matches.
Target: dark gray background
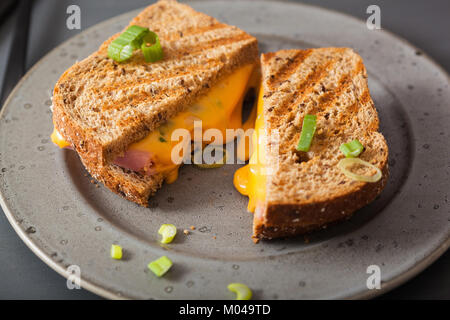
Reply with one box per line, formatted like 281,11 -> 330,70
0,0 -> 449,299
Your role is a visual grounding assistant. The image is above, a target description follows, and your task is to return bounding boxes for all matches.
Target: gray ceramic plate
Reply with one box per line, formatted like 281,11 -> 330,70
0,0 -> 449,300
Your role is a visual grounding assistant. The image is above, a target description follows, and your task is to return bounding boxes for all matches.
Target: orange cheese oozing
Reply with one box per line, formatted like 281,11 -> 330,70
233,86 -> 266,213
52,64 -> 255,183
51,129 -> 70,148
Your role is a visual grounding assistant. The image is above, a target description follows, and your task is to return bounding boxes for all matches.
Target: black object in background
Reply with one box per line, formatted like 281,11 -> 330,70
0,0 -> 32,107
0,0 -> 17,27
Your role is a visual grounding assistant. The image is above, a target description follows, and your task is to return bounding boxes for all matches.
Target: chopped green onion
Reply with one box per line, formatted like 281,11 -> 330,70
107,38 -> 134,62
296,114 -> 317,152
340,139 -> 364,158
108,25 -> 149,62
121,25 -> 150,49
141,31 -> 164,63
159,136 -> 167,143
338,158 -> 382,183
110,244 -> 123,260
227,283 -> 252,300
107,25 -> 162,63
148,256 -> 173,277
158,224 -> 177,244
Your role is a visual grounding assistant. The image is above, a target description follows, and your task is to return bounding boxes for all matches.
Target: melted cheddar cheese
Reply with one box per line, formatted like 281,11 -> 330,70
51,129 -> 70,148
52,64 -> 255,184
233,87 -> 266,212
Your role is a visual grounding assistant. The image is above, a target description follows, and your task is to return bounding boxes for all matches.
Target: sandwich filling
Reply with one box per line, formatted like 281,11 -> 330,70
233,87 -> 266,216
52,64 -> 255,184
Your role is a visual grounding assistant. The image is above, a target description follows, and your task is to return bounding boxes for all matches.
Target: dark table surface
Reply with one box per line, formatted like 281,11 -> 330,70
0,0 -> 449,299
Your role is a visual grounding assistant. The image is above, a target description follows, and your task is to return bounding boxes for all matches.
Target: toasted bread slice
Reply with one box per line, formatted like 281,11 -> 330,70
52,0 -> 258,205
253,48 -> 388,240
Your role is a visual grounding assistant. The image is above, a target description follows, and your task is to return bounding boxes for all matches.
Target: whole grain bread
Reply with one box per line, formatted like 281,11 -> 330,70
52,0 -> 258,206
54,103 -> 163,207
254,48 -> 388,240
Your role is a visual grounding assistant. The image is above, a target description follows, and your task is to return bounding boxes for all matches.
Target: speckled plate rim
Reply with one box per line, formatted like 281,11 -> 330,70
0,0 -> 449,300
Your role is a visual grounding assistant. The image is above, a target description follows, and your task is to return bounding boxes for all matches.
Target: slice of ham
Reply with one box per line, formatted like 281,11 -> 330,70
113,150 -> 154,173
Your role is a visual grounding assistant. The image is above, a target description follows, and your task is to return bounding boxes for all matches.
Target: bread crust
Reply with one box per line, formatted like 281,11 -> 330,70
253,163 -> 388,241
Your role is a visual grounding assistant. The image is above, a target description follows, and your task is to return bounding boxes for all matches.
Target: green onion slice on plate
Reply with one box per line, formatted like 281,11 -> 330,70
158,224 -> 177,244
141,31 -> 164,63
148,256 -> 173,277
340,139 -> 364,158
227,283 -> 252,300
110,244 -> 123,260
296,114 -> 317,152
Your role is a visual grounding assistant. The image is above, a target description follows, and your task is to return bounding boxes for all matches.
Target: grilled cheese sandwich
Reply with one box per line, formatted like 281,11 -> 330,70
52,64 -> 255,184
50,0 -> 259,205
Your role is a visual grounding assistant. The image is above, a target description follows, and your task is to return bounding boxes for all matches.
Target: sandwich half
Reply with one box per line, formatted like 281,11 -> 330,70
234,48 -> 389,241
51,0 -> 258,206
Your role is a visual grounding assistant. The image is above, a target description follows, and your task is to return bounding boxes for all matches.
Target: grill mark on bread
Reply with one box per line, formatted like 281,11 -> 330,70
263,57 -> 339,121
262,52 -> 276,62
274,48 -> 357,119
314,58 -> 368,117
95,66 -> 219,111
316,73 -> 353,114
314,63 -> 376,131
282,59 -> 337,113
358,88 -> 372,108
97,57 -> 227,112
92,35 -> 254,111
158,23 -> 229,41
93,34 -> 254,112
101,88 -> 178,112
268,50 -> 312,87
167,33 -> 254,59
